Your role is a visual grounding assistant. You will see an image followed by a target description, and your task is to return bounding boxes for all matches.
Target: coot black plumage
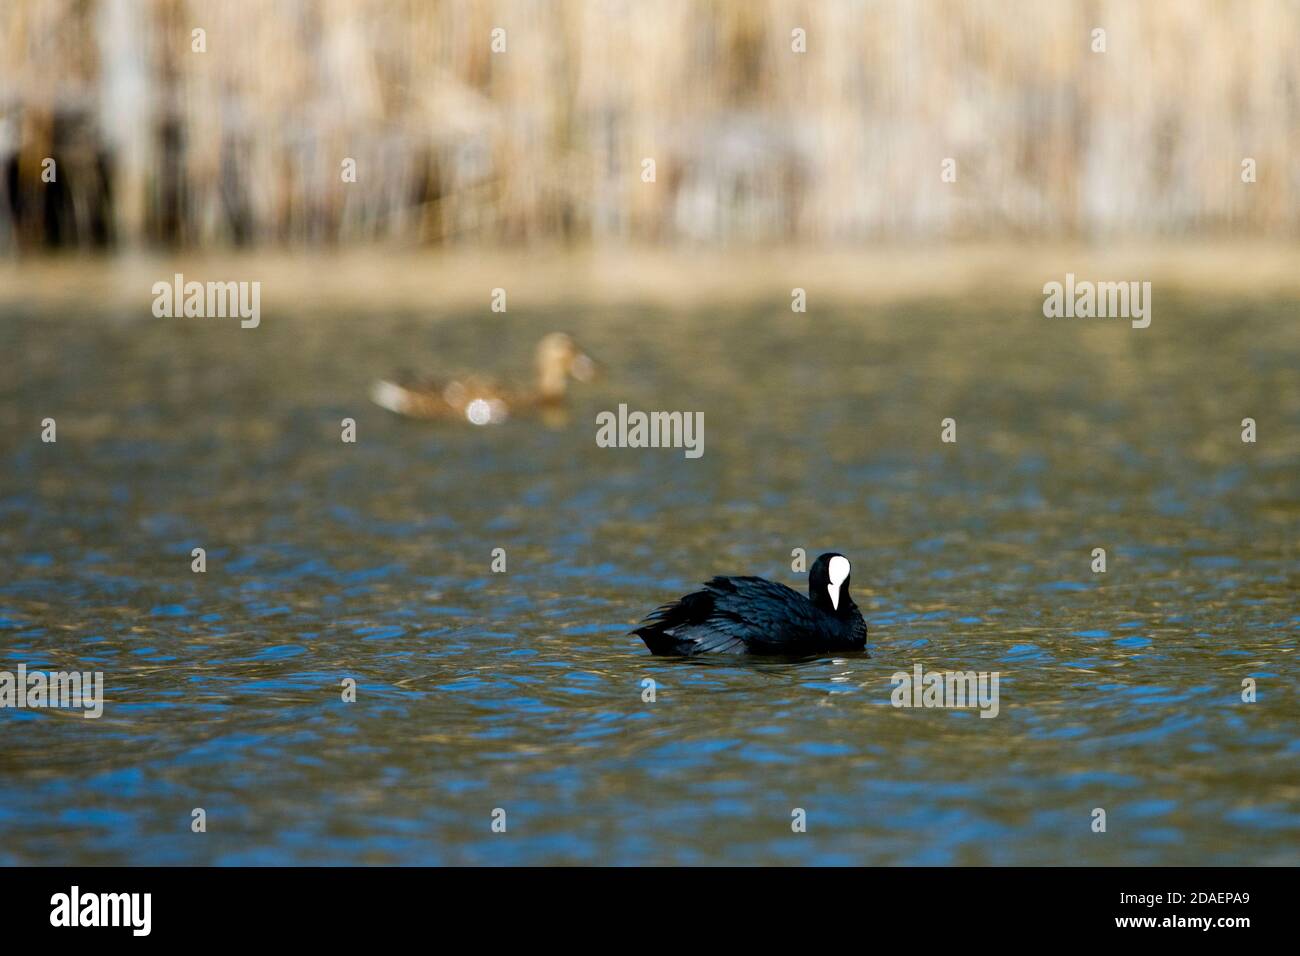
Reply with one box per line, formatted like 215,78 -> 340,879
634,552 -> 868,656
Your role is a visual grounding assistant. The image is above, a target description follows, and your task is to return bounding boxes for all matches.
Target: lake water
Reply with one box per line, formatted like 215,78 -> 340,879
1,285 -> 1297,865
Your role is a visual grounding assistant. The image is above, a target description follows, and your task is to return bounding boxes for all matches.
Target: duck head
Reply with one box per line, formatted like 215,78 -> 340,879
536,332 -> 597,400
809,552 -> 856,615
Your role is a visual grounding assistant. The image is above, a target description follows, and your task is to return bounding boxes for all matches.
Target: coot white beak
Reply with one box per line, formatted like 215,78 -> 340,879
827,555 -> 851,610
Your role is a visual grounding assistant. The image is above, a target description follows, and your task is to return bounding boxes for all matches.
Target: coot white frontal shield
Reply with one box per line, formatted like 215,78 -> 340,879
827,555 -> 851,610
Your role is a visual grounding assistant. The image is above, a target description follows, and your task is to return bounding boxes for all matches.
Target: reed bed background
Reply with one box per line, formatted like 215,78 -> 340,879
1,0 -> 1298,252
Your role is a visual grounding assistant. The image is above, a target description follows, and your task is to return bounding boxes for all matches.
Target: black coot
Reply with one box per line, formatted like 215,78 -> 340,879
634,552 -> 868,656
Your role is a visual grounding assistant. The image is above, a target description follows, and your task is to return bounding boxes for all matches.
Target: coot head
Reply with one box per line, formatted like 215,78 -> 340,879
809,552 -> 856,615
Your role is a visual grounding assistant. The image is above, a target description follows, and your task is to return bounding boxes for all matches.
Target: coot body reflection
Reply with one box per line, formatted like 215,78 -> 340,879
634,553 -> 868,656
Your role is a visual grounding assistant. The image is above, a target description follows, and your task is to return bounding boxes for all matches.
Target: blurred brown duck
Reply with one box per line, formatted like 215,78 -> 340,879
370,332 -> 596,425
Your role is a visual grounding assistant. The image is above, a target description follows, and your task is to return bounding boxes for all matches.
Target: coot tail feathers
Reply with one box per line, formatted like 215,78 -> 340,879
633,590 -> 716,655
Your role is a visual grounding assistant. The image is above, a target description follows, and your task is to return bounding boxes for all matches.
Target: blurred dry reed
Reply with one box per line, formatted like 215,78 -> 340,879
1,0 -> 1297,252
